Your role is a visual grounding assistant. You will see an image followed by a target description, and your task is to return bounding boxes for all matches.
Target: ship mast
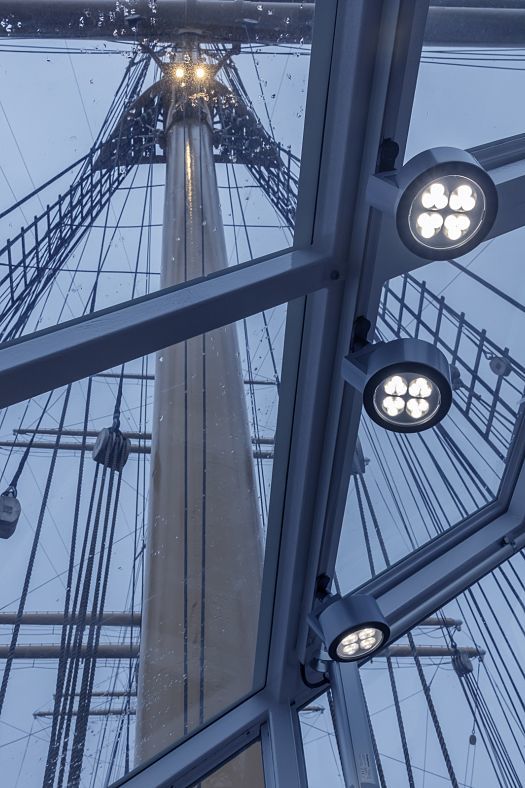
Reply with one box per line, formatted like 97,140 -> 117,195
134,50 -> 263,782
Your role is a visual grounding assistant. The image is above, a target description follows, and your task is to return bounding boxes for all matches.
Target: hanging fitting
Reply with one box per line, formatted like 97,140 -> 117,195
0,486 -> 21,540
92,427 -> 131,472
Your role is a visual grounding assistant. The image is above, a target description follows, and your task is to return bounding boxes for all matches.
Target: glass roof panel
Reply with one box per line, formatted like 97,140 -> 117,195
360,548 -> 525,787
413,43 -> 525,150
300,693 -> 345,787
0,14 -> 316,336
191,740 -> 265,787
0,300 -> 290,784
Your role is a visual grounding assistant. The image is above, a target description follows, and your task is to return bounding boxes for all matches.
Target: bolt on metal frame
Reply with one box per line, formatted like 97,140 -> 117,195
2,1 -> 525,786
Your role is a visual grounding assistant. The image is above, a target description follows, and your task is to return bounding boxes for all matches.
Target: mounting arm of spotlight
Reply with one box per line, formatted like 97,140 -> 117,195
341,337 -> 453,433
367,146 -> 498,261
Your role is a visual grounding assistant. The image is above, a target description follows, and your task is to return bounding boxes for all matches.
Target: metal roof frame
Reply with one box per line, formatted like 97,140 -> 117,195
2,1 -> 525,786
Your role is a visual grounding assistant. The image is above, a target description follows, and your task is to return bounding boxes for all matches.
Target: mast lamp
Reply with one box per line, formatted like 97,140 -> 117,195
368,147 -> 498,260
342,338 -> 453,433
171,62 -> 210,83
316,594 -> 390,662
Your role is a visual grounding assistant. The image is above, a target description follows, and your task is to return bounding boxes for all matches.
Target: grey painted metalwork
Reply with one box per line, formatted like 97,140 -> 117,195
328,662 -> 380,788
0,247 -> 329,409
2,0 -> 525,786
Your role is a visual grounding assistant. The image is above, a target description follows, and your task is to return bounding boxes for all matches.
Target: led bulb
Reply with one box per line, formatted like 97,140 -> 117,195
340,632 -> 358,646
382,396 -> 405,417
195,65 -> 206,79
358,628 -> 376,640
420,183 -> 448,211
462,195 -> 476,212
360,637 -> 377,650
408,377 -> 433,398
430,182 -> 445,196
174,66 -> 185,79
457,184 -> 472,199
406,398 -> 430,420
448,193 -> 462,211
340,642 -> 359,656
430,183 -> 448,210
383,375 -> 408,396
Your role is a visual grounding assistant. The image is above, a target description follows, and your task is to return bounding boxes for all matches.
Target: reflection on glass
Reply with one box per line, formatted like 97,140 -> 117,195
192,741 -> 265,788
299,693 -> 345,788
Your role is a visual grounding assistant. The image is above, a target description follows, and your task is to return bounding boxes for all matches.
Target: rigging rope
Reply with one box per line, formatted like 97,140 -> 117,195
0,385 -> 72,718
386,656 -> 415,788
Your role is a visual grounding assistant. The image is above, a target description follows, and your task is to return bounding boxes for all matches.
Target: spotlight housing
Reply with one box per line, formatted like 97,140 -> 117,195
317,594 -> 390,663
368,147 -> 498,260
342,337 -> 452,433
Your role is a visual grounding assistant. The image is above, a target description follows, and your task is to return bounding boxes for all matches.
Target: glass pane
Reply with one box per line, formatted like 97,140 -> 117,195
0,7 -> 317,338
412,34 -> 525,151
0,301 -> 289,785
361,549 -> 525,787
191,740 -> 264,788
300,693 -> 345,788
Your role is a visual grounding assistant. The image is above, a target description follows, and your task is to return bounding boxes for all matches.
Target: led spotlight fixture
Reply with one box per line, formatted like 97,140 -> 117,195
174,65 -> 185,80
368,147 -> 498,260
195,64 -> 207,80
316,594 -> 390,663
342,337 -> 452,433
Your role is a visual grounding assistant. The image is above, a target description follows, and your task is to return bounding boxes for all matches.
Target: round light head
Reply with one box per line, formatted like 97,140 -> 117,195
195,65 -> 207,80
360,339 -> 452,433
395,149 -> 498,260
336,626 -> 386,661
317,594 -> 390,663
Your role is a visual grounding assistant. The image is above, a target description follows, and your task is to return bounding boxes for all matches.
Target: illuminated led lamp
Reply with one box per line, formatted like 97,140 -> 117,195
317,594 -> 390,663
368,147 -> 498,261
342,338 -> 452,433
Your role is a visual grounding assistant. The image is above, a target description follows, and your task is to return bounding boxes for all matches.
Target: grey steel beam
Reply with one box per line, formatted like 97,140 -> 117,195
425,3 -> 525,47
0,248 -> 330,409
111,691 -> 269,788
470,132 -> 525,172
485,155 -> 525,240
355,455 -> 525,643
284,0 -> 431,680
263,705 -> 308,788
0,1 -> 315,44
328,662 -> 380,788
